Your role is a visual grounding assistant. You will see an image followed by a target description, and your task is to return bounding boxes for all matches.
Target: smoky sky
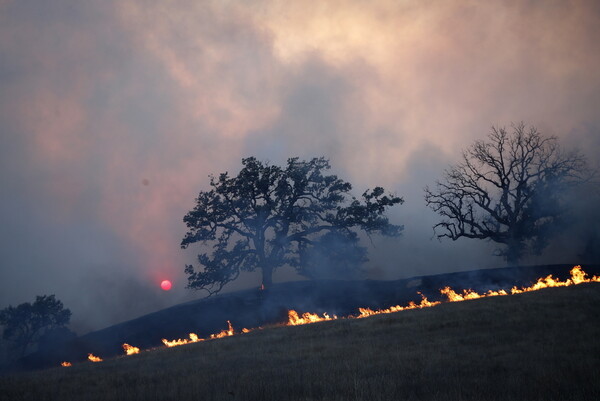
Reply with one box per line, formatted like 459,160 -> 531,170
1,0 -> 599,333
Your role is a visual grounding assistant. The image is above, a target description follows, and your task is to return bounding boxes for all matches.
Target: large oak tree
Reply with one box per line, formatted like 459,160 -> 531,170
182,157 -> 403,295
425,123 -> 588,264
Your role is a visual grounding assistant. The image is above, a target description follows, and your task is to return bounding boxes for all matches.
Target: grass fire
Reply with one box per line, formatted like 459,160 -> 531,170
3,3 -> 600,400
1,264 -> 598,401
86,354 -> 102,363
53,266 -> 598,369
122,344 -> 140,356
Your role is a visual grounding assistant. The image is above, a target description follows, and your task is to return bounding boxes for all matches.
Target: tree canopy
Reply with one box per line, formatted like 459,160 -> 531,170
425,123 -> 588,264
182,157 -> 403,295
0,295 -> 71,357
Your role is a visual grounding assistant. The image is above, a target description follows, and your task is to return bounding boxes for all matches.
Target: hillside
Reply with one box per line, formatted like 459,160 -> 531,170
1,282 -> 599,401
15,263 -> 600,371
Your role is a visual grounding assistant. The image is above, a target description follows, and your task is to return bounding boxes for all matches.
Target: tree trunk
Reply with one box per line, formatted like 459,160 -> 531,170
19,335 -> 32,358
505,237 -> 523,266
261,265 -> 273,289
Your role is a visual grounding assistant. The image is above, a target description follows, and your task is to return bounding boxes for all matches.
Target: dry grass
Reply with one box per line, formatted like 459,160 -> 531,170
1,284 -> 599,401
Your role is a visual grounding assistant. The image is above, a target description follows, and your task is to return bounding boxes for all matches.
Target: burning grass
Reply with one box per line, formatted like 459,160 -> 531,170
122,344 -> 139,356
47,266 -> 599,367
111,266 -> 598,359
86,354 -> 102,363
1,279 -> 599,400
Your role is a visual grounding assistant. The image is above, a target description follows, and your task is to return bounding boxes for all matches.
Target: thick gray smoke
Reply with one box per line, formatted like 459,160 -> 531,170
0,0 -> 599,335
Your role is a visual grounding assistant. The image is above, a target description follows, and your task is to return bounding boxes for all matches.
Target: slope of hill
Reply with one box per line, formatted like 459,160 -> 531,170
15,263 -> 600,371
1,281 -> 599,401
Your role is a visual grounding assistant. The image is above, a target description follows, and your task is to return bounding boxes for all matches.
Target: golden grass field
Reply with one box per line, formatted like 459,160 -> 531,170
1,283 -> 598,401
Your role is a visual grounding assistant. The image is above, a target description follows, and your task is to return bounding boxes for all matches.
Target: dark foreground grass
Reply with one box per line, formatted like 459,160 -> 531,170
1,284 -> 599,401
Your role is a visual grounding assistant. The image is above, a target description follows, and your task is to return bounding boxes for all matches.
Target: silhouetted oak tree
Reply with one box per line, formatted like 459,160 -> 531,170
425,123 -> 588,264
182,157 -> 403,295
0,295 -> 71,357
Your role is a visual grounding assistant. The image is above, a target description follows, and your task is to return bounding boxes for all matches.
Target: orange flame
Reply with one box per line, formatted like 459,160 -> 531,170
510,266 -> 599,293
161,333 -> 203,347
440,287 -> 509,302
210,321 -> 235,339
63,266 -> 599,362
569,265 -> 597,284
287,310 -> 337,325
441,266 -> 600,302
122,343 -> 140,355
61,361 -> 72,367
87,353 -> 102,363
357,294 -> 441,317
161,321 -> 237,347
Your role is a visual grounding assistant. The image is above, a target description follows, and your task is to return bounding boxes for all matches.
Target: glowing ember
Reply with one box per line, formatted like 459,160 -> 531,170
287,310 -> 337,325
161,280 -> 172,291
61,361 -> 72,367
88,353 -> 102,363
123,343 -> 140,355
242,328 -> 251,333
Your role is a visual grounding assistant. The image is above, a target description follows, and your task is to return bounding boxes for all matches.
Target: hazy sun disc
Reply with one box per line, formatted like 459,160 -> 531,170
161,280 -> 172,291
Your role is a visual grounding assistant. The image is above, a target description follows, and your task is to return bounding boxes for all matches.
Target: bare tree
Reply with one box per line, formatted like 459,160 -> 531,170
425,123 -> 588,264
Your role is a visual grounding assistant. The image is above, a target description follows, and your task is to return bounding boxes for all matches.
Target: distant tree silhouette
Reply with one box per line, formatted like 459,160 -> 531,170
425,123 -> 589,264
0,295 -> 71,357
182,157 -> 403,295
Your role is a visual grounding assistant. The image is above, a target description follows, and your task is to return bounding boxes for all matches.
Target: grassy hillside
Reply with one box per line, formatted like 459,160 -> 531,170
20,263 -> 599,371
1,283 -> 599,401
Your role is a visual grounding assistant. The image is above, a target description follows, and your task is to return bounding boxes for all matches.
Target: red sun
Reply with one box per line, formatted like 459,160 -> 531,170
160,280 -> 172,291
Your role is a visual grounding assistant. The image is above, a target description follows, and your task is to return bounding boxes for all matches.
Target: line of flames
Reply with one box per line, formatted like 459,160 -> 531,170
61,265 -> 599,367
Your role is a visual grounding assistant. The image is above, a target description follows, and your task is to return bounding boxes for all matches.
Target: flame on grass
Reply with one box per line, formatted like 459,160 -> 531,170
162,333 -> 203,347
285,266 -> 598,322
162,321 -> 238,347
61,361 -> 71,367
136,266 -> 600,348
210,321 -> 235,339
123,343 -> 140,355
357,293 -> 441,317
61,266 -> 599,365
440,287 -> 509,302
441,266 -> 600,302
284,297 -> 439,325
287,310 -> 337,325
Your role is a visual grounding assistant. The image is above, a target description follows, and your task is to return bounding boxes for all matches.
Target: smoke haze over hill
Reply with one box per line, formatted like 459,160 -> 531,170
1,0 -> 599,333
